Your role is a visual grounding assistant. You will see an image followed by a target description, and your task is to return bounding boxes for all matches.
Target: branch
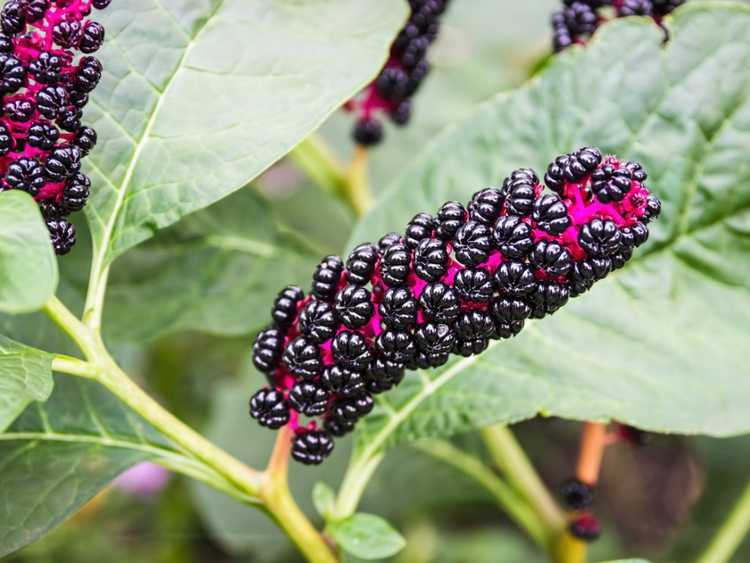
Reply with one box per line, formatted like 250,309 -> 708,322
416,439 -> 549,547
696,480 -> 750,563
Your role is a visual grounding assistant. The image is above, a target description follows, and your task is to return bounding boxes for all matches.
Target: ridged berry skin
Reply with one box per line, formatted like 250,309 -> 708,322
249,387 -> 290,429
0,0 -> 111,254
346,0 -> 451,145
248,147 -> 660,465
551,0 -> 684,52
292,429 -> 334,465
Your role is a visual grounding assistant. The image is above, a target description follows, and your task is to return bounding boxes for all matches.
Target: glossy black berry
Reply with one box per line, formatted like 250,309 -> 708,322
414,322 -> 455,365
531,240 -> 573,277
6,158 -> 45,195
391,99 -> 412,126
377,330 -> 416,364
379,287 -> 417,330
299,300 -> 336,343
23,0 -> 48,22
378,232 -> 402,252
73,56 -> 102,92
381,242 -> 411,287
493,318 -> 525,339
630,222 -> 650,247
93,0 -> 113,8
74,126 -> 98,155
560,478 -> 595,510
0,123 -> 11,155
0,54 -> 25,93
332,330 -> 372,372
58,106 -> 82,132
330,393 -> 374,427
321,365 -> 366,398
551,11 -> 573,52
252,327 -> 284,373
624,160 -> 648,182
288,381 -> 329,416
5,99 -> 35,122
352,118 -> 383,146
60,173 -> 91,213
455,310 -> 494,341
405,212 -> 435,249
282,336 -> 322,380
453,220 -> 491,266
29,52 -> 62,84
336,285 -> 373,329
312,255 -> 343,301
493,215 -> 533,259
563,2 -> 598,37
436,200 -> 466,240
414,238 -> 448,281
292,429 -> 334,465
46,218 -> 75,255
544,154 -> 568,194
528,282 -> 569,319
45,145 -> 81,181
591,163 -> 632,203
324,415 -> 355,437
652,0 -> 684,16
469,187 -> 504,225
249,387 -> 289,429
271,285 -> 303,330
376,66 -> 410,100
491,298 -> 531,325
453,335 -> 489,357
643,194 -> 661,223
618,0 -> 654,16
53,20 -> 82,48
346,243 -> 378,285
533,193 -> 571,235
1,1 -> 24,35
80,21 -> 105,53
28,121 -> 60,150
566,146 -> 602,181
454,267 -> 493,303
419,282 -> 459,324
495,262 -> 537,297
579,218 -> 622,257
366,357 -> 405,393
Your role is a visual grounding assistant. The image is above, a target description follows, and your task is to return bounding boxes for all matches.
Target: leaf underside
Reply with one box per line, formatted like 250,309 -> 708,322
0,336 -> 53,433
349,3 -> 750,461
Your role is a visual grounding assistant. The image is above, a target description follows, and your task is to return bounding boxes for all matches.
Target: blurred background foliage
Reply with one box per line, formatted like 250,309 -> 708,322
8,1 -> 750,562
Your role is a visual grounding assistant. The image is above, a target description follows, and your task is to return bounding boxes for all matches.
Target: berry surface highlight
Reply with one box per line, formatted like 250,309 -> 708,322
250,147 -> 662,465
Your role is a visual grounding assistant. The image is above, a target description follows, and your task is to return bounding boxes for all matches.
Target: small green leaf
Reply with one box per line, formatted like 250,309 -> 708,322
0,191 -> 57,314
328,513 -> 406,560
0,336 -> 53,432
0,378 -> 193,557
313,482 -> 336,520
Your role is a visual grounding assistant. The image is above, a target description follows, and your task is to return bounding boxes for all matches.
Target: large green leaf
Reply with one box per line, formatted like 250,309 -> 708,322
0,191 -> 58,314
101,184 -> 351,341
85,0 -> 406,270
347,2 -> 750,465
328,512 -> 406,560
0,378 -> 198,557
0,336 -> 53,433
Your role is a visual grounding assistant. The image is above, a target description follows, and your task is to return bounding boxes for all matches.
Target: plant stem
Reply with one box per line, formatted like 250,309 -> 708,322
261,426 -> 339,563
345,146 -> 374,216
289,135 -> 348,198
696,480 -> 750,563
416,439 -> 549,547
481,424 -> 566,539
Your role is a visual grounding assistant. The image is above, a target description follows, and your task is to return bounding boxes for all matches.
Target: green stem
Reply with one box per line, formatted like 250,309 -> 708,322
43,295 -> 338,562
481,425 -> 566,542
289,134 -> 373,217
696,480 -> 750,563
416,439 -> 549,547
332,451 -> 384,520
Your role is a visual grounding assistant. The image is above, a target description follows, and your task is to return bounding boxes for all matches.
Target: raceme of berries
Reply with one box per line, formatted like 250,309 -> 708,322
0,0 -> 110,255
347,0 -> 451,147
249,147 -> 661,465
551,0 -> 686,52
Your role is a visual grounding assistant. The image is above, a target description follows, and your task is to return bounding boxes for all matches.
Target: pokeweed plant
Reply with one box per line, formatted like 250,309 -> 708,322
0,2 -> 750,563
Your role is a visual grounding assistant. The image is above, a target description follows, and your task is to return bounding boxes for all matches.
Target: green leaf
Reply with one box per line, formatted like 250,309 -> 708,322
0,378 -> 197,557
598,560 -> 651,563
86,0 -> 406,272
348,2 -> 750,464
313,482 -> 336,520
102,186 -> 349,341
0,191 -> 58,314
328,513 -> 406,560
0,336 -> 53,432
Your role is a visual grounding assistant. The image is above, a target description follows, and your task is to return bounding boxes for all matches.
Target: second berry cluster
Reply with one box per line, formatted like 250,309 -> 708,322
250,146 -> 661,465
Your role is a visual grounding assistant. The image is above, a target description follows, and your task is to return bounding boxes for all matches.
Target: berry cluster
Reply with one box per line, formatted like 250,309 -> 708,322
0,0 -> 110,254
551,0 -> 685,52
250,147 -> 661,465
347,0 -> 450,147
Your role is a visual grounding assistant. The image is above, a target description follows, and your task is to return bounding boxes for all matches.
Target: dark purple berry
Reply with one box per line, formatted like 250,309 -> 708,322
332,330 -> 372,372
414,237 -> 448,281
271,285 -> 304,330
453,220 -> 491,266
495,262 -> 537,297
454,267 -> 493,303
282,336 -> 322,380
288,381 -> 328,416
468,187 -> 504,225
299,300 -> 337,343
6,158 -> 45,195
292,429 -> 334,465
376,330 -> 416,364
46,218 -> 76,255
493,215 -> 533,259
379,287 -> 417,330
80,20 -> 105,53
579,218 -> 622,257
252,327 -> 284,373
381,242 -> 412,287
405,212 -> 435,249
533,193 -> 571,235
353,118 -> 383,146
530,240 -> 573,277
336,285 -> 373,329
249,387 -> 289,429
312,255 -> 343,301
321,365 -> 366,398
436,200 -> 466,240
346,243 -> 378,285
